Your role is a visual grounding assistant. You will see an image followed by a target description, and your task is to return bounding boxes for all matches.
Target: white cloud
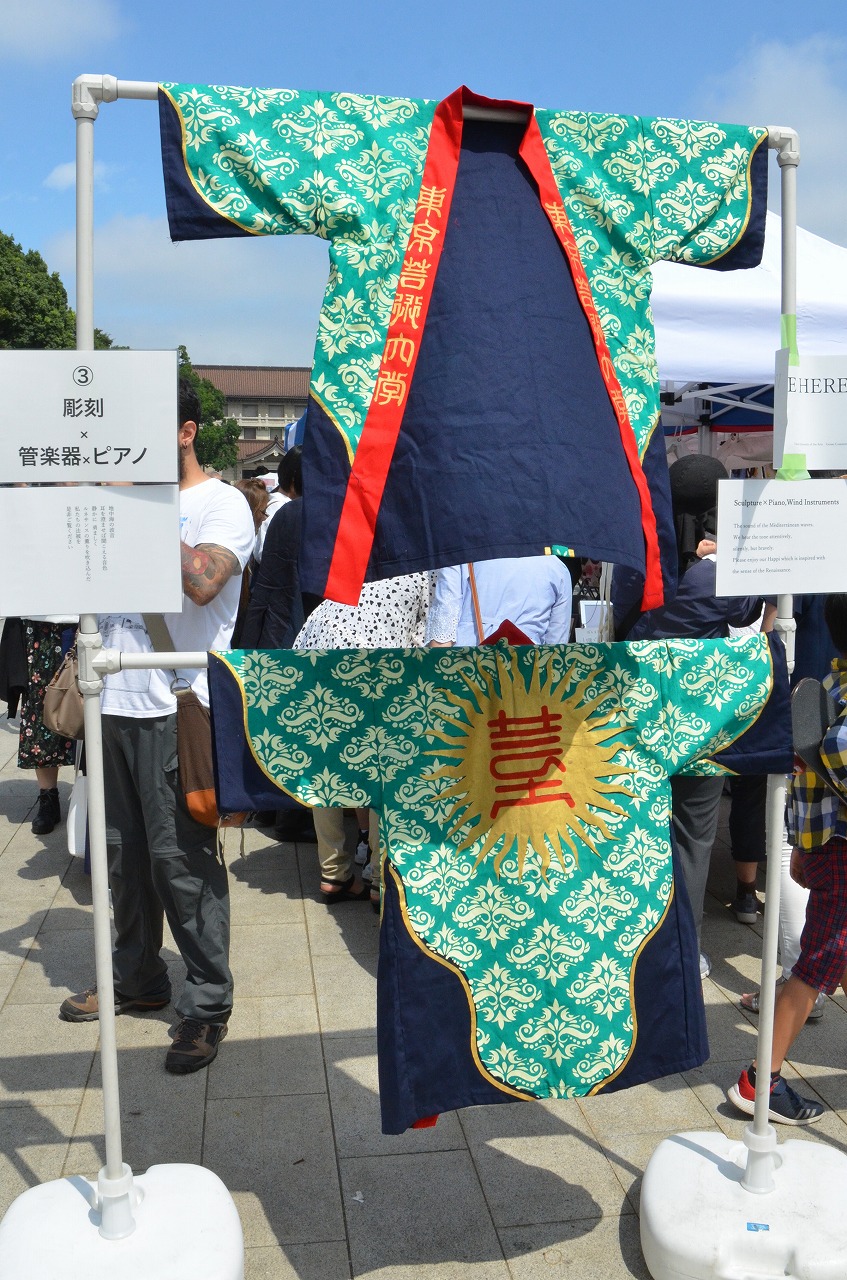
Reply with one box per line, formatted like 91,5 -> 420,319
0,0 -> 122,61
44,160 -> 111,191
45,214 -> 328,364
699,35 -> 847,248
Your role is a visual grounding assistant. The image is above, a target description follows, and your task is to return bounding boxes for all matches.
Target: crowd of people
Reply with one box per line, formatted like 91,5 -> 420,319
2,378 -> 845,1132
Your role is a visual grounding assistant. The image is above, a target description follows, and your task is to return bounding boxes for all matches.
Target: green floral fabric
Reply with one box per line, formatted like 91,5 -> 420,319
220,635 -> 773,1097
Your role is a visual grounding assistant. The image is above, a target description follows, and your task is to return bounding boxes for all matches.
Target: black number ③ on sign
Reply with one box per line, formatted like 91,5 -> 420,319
73,366 -> 93,386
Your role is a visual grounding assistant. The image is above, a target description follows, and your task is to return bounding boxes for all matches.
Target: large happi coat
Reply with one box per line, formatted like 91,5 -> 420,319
209,635 -> 791,1133
159,84 -> 768,609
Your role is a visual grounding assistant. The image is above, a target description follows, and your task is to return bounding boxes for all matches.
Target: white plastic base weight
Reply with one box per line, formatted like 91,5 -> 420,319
0,1163 -> 243,1279
640,1130 -> 847,1279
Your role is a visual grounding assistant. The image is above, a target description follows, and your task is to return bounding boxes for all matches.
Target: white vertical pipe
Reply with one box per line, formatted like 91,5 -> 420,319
741,774 -> 784,1190
77,626 -> 126,1186
75,112 -> 95,352
73,75 -> 128,1207
743,128 -> 800,1179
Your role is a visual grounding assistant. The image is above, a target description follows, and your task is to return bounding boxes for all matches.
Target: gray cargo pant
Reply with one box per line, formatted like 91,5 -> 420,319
670,774 -> 725,947
102,713 -> 232,1023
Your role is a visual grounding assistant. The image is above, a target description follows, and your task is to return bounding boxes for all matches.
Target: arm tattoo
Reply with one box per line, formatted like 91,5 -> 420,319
181,541 -> 242,606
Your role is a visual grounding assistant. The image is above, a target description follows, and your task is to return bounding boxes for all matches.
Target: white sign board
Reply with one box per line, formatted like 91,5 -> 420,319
773,350 -> 847,468
716,477 -> 847,595
0,350 -> 178,484
0,485 -> 182,615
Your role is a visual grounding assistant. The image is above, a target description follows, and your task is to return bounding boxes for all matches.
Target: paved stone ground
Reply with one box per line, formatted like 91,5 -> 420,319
2,706 -> 847,1278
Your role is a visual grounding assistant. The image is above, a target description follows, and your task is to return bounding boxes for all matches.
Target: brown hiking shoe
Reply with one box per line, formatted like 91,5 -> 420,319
165,1018 -> 228,1074
59,986 -> 171,1023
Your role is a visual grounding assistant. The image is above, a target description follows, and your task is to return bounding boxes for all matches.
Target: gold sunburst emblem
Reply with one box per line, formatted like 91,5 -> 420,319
426,648 -> 635,878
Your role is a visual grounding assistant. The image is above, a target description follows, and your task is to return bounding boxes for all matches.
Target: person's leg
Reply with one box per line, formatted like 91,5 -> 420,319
761,975 -> 819,1071
59,715 -> 172,1021
313,807 -> 367,900
729,842 -> 846,1124
670,775 -> 725,948
19,621 -> 74,835
142,714 -> 233,1025
314,807 -> 352,883
728,774 -> 766,922
729,968 -> 824,1123
103,716 -> 172,1001
740,828 -> 823,1016
778,829 -> 810,978
368,809 -> 381,909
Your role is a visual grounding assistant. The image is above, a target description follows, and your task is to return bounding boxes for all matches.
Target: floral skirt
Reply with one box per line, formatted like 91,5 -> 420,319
17,621 -> 76,771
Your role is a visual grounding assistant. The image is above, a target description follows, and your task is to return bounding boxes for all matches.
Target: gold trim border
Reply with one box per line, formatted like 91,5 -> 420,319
588,875 -> 674,1094
694,635 -> 775,766
309,389 -> 357,467
387,863 -> 534,1103
160,85 -> 263,239
211,651 -> 309,805
705,129 -> 769,268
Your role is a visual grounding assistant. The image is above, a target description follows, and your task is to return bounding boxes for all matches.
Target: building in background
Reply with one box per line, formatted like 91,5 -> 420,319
194,365 -> 309,480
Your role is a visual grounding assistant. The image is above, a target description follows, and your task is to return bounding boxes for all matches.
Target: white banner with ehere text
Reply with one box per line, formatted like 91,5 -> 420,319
773,351 -> 847,469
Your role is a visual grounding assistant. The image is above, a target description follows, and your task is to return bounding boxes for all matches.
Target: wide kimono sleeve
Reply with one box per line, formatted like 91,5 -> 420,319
645,633 -> 793,779
159,83 -> 435,242
638,115 -> 769,270
208,648 -> 387,814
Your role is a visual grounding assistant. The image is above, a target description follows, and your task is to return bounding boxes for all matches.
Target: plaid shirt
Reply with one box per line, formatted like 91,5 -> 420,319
788,658 -> 847,850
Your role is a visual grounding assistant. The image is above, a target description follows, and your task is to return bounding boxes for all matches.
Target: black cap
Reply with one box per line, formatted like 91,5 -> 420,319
668,454 -> 729,517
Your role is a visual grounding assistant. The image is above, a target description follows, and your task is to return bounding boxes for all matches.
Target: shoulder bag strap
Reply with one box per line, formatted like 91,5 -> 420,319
142,612 -> 176,653
141,613 -> 188,694
467,564 -> 484,644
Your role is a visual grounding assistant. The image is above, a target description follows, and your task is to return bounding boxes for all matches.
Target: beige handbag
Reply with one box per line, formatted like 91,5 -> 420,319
42,648 -> 84,740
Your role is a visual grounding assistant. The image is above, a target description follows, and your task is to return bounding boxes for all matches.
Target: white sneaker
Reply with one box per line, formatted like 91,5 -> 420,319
700,952 -> 712,980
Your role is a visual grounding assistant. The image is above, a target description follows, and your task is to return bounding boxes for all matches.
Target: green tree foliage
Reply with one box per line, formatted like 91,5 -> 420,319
0,230 -> 115,350
0,231 -> 74,349
178,345 -> 241,472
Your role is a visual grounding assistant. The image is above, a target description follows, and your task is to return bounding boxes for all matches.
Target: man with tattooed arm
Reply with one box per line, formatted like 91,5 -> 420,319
58,377 -> 255,1074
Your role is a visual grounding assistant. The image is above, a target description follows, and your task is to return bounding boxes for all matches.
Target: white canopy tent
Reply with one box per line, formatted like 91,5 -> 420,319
652,213 -> 847,465
652,211 -> 847,385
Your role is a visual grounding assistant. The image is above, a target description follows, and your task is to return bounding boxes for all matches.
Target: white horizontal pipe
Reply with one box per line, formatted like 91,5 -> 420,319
116,80 -> 158,100
92,649 -> 209,675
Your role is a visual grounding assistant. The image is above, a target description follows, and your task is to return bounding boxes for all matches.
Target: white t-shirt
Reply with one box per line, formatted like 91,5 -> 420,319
99,479 -> 255,717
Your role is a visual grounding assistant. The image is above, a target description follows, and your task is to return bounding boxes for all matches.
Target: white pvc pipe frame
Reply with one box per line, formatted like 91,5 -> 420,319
72,75 -> 800,1206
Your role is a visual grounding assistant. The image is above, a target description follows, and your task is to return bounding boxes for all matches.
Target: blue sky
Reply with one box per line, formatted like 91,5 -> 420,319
2,0 -> 847,364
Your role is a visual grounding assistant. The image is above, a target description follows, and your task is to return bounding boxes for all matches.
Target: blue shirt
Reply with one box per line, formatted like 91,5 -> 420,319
425,558 -> 572,646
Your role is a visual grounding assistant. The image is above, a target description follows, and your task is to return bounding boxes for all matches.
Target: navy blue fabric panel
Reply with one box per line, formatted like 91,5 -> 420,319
711,632 -> 794,775
299,396 -> 352,596
207,653 -> 304,812
367,120 -> 649,582
377,866 -> 531,1134
704,138 -> 768,272
598,840 -> 708,1093
159,90 -> 253,242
